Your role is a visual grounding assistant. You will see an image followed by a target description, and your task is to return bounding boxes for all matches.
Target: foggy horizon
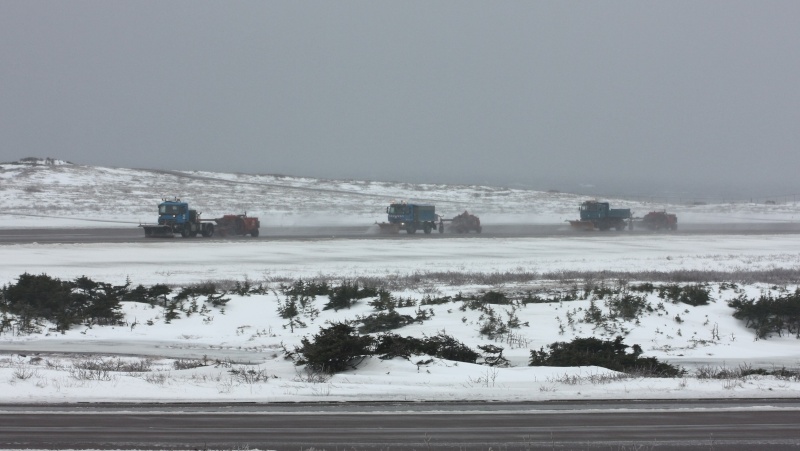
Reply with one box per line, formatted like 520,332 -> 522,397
2,2 -> 798,199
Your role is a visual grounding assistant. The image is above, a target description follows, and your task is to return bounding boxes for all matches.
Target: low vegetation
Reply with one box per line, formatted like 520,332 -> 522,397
728,288 -> 800,338
529,336 -> 684,377
293,322 -> 480,374
3,272 -> 799,387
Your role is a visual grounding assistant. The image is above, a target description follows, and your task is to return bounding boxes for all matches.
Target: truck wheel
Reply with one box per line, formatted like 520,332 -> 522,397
251,229 -> 259,237
189,230 -> 198,237
406,226 -> 416,234
202,224 -> 214,237
438,223 -> 444,233
423,224 -> 432,234
181,227 -> 190,238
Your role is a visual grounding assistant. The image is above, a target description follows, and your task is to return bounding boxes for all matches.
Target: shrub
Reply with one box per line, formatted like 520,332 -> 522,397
280,279 -> 330,298
529,336 -> 683,377
174,283 -> 219,301
421,333 -> 479,363
678,285 -> 711,306
605,294 -> 651,320
373,333 -> 425,360
1,273 -> 125,332
419,295 -> 452,306
368,290 -> 411,310
372,332 -> 479,364
728,289 -> 800,339
481,291 -> 512,305
629,283 -> 656,293
295,322 -> 374,373
478,344 -> 509,367
323,281 -> 377,311
357,311 -> 417,333
659,284 -> 710,306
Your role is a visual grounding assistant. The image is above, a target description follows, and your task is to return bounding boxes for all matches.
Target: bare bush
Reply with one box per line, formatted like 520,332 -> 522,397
69,367 -> 112,381
293,367 -> 331,384
173,358 -> 207,370
695,363 -> 800,381
12,364 -> 39,380
73,357 -> 152,373
547,371 -> 632,386
143,372 -> 169,385
228,366 -> 272,384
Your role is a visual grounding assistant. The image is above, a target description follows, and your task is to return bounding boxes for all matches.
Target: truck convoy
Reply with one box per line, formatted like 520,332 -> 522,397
140,199 -> 260,238
569,200 -> 633,231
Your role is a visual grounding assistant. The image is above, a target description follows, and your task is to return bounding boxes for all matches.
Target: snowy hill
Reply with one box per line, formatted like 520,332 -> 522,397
1,158 -> 797,228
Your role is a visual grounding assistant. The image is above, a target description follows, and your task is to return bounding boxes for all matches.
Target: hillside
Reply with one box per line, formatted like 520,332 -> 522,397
1,158 -> 797,228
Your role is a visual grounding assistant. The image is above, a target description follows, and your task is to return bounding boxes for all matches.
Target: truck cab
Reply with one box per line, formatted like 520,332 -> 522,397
157,201 -> 193,226
579,201 -> 609,221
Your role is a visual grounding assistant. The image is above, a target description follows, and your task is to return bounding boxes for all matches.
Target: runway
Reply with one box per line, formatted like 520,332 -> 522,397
1,221 -> 799,244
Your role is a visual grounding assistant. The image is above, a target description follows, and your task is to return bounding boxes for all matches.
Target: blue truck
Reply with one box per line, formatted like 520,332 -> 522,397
569,200 -> 633,231
378,202 -> 441,234
140,199 -> 216,238
140,199 -> 261,238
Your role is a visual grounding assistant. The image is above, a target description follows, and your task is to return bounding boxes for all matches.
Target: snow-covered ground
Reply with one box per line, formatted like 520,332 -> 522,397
2,158 -> 799,228
1,159 -> 800,404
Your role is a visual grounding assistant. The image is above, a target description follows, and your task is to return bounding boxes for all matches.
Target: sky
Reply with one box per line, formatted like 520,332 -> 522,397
1,1 -> 799,197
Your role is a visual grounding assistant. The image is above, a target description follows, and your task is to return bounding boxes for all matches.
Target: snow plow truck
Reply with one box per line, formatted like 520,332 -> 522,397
140,199 -> 260,238
376,202 -> 482,234
568,200 -> 633,231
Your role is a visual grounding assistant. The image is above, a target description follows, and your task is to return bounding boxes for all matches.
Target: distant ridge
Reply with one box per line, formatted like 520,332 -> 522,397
6,157 -> 73,166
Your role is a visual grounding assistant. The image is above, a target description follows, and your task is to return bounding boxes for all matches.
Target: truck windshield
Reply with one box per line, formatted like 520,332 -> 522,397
159,204 -> 185,215
387,205 -> 406,215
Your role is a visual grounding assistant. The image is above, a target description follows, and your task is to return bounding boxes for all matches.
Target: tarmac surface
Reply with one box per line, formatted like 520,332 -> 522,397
1,222 -> 799,244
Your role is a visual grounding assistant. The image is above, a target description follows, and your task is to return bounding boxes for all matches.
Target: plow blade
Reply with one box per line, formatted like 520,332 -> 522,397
141,225 -> 174,238
568,220 -> 595,231
376,222 -> 401,234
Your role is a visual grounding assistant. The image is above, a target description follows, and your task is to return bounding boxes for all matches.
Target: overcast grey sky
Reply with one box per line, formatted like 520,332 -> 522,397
1,1 -> 798,196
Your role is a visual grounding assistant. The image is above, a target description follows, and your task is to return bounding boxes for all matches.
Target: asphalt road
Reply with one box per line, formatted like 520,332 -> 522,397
1,400 -> 799,450
1,221 -> 799,244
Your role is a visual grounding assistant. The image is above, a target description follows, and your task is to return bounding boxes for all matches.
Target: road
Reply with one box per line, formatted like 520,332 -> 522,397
1,221 -> 799,244
1,400 -> 799,450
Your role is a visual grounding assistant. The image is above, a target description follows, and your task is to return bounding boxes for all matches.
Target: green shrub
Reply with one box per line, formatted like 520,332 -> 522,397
295,322 -> 374,373
678,284 -> 711,306
605,294 -> 651,320
481,291 -> 511,305
659,284 -> 710,306
529,336 -> 683,377
358,311 -> 416,333
728,289 -> 800,339
372,332 -> 479,364
1,273 -> 126,332
323,281 -> 378,311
